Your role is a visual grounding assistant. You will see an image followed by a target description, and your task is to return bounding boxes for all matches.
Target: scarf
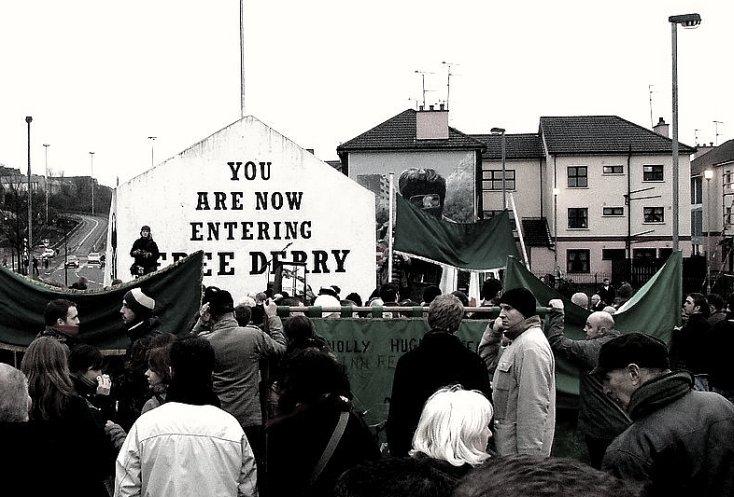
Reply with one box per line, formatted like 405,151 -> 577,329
504,315 -> 542,341
627,370 -> 693,421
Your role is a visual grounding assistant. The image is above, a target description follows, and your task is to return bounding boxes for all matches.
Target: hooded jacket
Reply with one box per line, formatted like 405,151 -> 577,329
602,371 -> 734,497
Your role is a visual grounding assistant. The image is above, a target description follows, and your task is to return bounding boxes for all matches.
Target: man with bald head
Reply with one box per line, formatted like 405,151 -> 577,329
544,301 -> 631,468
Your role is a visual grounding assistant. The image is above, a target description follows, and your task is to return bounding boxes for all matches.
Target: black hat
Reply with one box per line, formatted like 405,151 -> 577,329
141,225 -> 151,231
499,287 -> 537,319
593,333 -> 669,375
203,286 -> 234,315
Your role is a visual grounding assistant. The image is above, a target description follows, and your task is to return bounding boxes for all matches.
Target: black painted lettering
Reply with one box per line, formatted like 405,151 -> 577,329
203,252 -> 213,277
227,161 -> 242,180
250,252 -> 267,274
301,221 -> 312,239
292,251 -> 307,265
196,192 -> 210,210
231,191 -> 244,210
217,252 -> 235,275
207,222 -> 220,241
285,222 -> 297,239
214,192 -> 227,210
244,161 -> 257,180
259,161 -> 271,180
255,192 -> 267,210
190,222 -> 204,241
224,222 -> 237,240
257,222 -> 270,240
332,250 -> 350,273
271,192 -> 283,210
312,250 -> 329,274
241,222 -> 253,240
286,192 -> 303,210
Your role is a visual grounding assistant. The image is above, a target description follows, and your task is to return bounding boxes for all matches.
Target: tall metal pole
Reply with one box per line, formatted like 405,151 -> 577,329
147,136 -> 157,168
25,116 -> 32,256
553,188 -> 559,277
671,22 -> 679,252
387,172 -> 395,283
501,132 -> 507,210
89,152 -> 95,216
240,0 -> 246,118
706,176 -> 712,293
43,143 -> 49,224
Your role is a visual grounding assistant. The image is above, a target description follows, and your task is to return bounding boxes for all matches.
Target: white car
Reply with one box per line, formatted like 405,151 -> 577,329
41,248 -> 56,258
65,255 -> 80,268
87,252 -> 102,266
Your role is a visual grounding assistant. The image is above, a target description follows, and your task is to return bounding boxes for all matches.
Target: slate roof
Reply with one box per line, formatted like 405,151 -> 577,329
691,139 -> 734,176
470,133 -> 544,160
337,109 -> 485,154
539,115 -> 695,155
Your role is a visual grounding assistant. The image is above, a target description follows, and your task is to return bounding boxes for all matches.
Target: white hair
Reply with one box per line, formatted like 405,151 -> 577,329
571,292 -> 589,309
410,385 -> 493,467
0,363 -> 29,422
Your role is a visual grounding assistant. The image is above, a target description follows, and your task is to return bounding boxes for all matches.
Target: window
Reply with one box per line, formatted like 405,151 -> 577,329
482,170 -> 516,191
603,165 -> 624,174
633,248 -> 656,260
568,166 -> 588,187
643,165 -> 664,181
643,207 -> 664,223
602,249 -> 626,261
691,177 -> 702,204
568,208 -> 588,228
727,206 -> 733,225
567,249 -> 590,273
603,207 -> 624,216
691,210 -> 703,237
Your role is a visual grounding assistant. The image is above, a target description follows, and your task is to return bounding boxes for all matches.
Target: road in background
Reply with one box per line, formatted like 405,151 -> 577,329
37,214 -> 108,289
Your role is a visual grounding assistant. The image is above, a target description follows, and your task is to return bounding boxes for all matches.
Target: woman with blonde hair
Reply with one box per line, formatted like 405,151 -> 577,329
410,385 -> 493,479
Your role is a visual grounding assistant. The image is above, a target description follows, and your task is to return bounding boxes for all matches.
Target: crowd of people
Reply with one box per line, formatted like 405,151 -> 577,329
1,277 -> 733,497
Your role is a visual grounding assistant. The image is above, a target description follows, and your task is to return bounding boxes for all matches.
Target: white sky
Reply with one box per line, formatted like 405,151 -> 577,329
1,0 -> 730,187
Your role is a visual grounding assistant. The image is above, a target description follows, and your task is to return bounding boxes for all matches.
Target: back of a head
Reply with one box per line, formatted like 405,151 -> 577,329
0,364 -> 30,422
618,283 -> 634,300
571,292 -> 589,309
688,292 -> 710,318
166,336 -> 218,406
234,304 -> 252,327
44,299 -> 75,326
451,291 -> 469,307
345,292 -> 363,307
379,284 -> 399,303
68,344 -> 103,375
411,386 -> 493,467
203,286 -> 235,319
285,315 -> 316,345
707,293 -> 724,312
422,285 -> 442,305
335,456 -> 456,497
480,279 -> 502,302
277,348 -> 351,414
20,337 -> 74,420
427,294 -> 464,333
451,455 -> 642,497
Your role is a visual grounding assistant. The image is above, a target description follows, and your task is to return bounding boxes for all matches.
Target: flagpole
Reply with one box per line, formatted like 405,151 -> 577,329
509,193 -> 529,268
387,172 -> 394,283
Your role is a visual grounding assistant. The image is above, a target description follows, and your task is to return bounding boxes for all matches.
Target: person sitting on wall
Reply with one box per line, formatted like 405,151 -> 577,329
130,225 -> 160,277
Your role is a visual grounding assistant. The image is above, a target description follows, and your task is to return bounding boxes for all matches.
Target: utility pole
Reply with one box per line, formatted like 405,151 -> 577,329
147,136 -> 157,168
25,116 -> 32,257
714,121 -> 724,146
43,143 -> 49,224
441,61 -> 455,110
89,152 -> 95,216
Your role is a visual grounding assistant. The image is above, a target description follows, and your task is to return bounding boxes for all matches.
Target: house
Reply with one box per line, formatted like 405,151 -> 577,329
690,138 -> 734,272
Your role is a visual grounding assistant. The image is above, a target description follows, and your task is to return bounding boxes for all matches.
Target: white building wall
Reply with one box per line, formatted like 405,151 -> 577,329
481,158 -> 543,218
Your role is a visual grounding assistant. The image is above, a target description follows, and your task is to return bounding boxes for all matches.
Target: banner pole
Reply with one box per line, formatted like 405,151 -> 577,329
510,193 -> 530,268
387,172 -> 395,283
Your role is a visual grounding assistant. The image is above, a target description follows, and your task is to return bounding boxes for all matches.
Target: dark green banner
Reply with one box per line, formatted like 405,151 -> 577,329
394,194 -> 518,270
0,252 -> 204,349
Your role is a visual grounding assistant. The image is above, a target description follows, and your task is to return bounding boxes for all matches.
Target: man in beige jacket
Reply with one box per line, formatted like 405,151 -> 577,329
479,287 -> 556,456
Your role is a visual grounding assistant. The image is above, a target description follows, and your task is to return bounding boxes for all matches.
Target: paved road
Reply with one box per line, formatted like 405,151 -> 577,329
36,214 -> 108,289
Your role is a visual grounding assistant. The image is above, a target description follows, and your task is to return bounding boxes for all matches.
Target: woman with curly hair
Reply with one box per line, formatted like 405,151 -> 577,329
21,337 -> 112,497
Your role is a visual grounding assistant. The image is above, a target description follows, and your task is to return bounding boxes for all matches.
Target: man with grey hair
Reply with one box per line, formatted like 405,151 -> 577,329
0,363 -> 30,422
386,294 -> 491,456
544,302 -> 630,468
571,292 -> 589,310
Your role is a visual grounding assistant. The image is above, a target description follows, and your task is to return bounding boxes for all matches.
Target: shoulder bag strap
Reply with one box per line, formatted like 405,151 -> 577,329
308,410 -> 350,485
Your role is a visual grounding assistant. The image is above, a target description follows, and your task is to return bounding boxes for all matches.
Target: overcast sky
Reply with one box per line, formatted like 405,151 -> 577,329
1,0 -> 730,187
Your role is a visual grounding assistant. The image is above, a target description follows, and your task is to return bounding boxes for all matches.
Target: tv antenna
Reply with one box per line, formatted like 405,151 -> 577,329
441,61 -> 457,110
694,128 -> 701,145
414,69 -> 434,108
714,120 -> 725,145
648,84 -> 655,128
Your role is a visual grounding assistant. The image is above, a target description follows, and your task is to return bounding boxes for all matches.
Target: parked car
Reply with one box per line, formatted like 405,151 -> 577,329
87,252 -> 102,266
65,255 -> 80,268
41,248 -> 56,258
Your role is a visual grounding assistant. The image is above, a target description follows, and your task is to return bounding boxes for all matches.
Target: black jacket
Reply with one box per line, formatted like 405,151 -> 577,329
603,371 -> 734,497
130,236 -> 160,274
386,330 -> 492,457
708,318 -> 734,390
669,313 -> 711,375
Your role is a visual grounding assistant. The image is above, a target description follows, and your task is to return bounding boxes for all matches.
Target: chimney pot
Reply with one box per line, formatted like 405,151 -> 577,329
419,105 -> 424,111
429,104 -> 435,111
657,117 -> 666,125
439,103 -> 445,110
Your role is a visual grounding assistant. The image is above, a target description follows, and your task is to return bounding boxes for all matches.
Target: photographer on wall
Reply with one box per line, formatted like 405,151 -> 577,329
130,225 -> 160,277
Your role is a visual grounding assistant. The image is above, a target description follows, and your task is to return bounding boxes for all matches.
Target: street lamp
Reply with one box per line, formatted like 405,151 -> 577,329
669,12 -> 701,252
491,127 -> 507,210
25,116 -> 32,259
704,168 -> 714,292
553,187 -> 560,277
43,143 -> 49,224
89,152 -> 95,216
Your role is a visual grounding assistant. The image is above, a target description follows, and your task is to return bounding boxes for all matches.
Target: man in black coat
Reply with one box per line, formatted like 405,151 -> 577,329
669,293 -> 711,390
599,333 -> 734,497
386,294 -> 491,457
129,225 -> 160,276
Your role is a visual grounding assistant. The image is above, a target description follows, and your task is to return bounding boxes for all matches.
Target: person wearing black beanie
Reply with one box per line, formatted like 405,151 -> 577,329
479,286 -> 556,457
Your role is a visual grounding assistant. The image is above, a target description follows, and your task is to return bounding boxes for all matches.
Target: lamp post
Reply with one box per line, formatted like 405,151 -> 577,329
553,187 -> 560,278
43,143 -> 49,224
25,116 -> 32,257
147,136 -> 157,168
704,168 -> 714,293
491,127 -> 507,210
669,13 -> 701,252
89,152 -> 95,216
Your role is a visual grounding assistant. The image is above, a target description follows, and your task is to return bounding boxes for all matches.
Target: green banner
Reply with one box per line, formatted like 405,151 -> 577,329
0,252 -> 204,349
394,194 -> 518,270
503,252 -> 682,395
314,318 -> 487,426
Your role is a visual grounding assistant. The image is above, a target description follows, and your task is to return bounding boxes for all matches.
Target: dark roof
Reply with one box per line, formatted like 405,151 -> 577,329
470,133 -> 544,160
325,160 -> 343,171
691,139 -> 734,176
337,109 -> 485,154
539,115 -> 695,155
521,218 -> 553,247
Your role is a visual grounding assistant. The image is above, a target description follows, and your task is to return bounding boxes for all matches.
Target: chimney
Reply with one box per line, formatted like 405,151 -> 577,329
694,142 -> 715,159
416,107 -> 449,140
439,103 -> 445,111
653,117 -> 669,138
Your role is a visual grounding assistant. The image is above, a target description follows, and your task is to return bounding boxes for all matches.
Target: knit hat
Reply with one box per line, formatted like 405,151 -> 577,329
203,286 -> 234,315
499,287 -> 537,319
592,333 -> 670,375
123,288 -> 155,317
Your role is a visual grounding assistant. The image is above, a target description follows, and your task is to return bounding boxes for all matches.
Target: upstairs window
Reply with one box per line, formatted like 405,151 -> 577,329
568,208 -> 588,229
643,207 -> 664,223
482,170 -> 516,191
603,165 -> 624,174
568,166 -> 588,187
603,207 -> 624,216
643,165 -> 664,181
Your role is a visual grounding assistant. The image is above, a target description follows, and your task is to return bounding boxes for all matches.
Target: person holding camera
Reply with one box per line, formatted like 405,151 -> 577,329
129,225 -> 160,277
